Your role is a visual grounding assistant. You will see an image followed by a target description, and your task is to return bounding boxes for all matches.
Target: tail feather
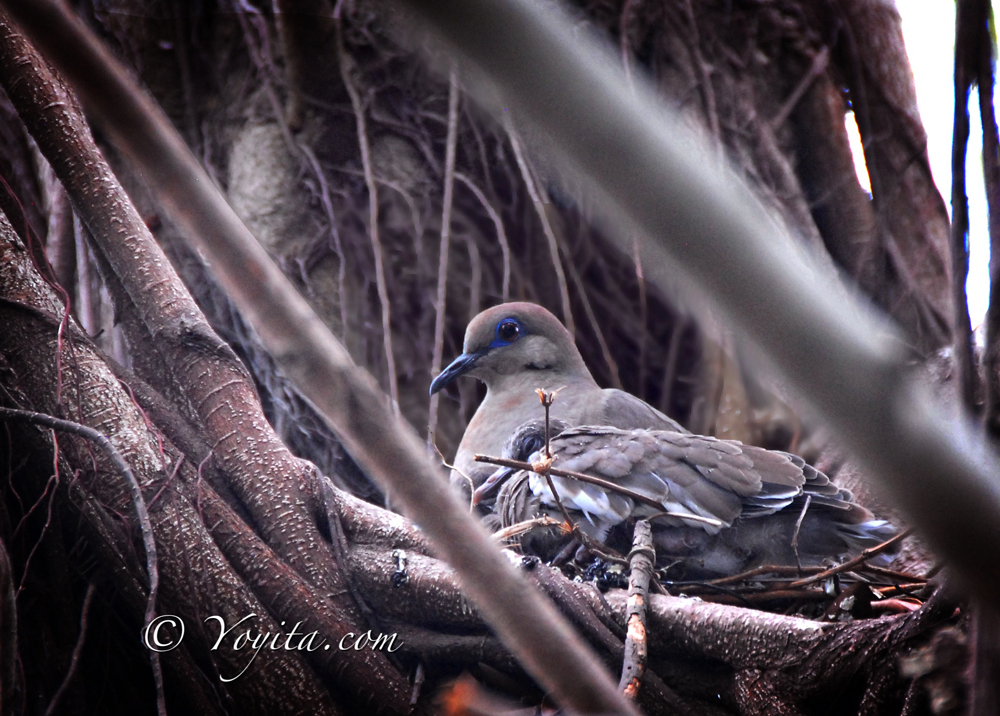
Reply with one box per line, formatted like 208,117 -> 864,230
838,519 -> 899,567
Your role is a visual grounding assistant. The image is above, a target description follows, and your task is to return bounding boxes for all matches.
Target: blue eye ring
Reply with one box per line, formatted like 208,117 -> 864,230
490,317 -> 522,347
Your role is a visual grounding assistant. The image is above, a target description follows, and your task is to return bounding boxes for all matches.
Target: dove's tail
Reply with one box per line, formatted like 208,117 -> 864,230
838,519 -> 899,567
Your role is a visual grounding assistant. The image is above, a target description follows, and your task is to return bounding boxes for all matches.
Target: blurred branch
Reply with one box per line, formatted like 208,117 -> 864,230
394,0 -> 1000,603
0,1 -> 637,713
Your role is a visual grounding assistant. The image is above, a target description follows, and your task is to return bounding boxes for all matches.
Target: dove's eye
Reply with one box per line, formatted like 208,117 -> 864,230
496,319 -> 521,344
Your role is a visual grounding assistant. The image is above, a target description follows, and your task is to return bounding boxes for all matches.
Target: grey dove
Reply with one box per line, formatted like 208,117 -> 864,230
430,302 -> 684,490
474,420 -> 896,578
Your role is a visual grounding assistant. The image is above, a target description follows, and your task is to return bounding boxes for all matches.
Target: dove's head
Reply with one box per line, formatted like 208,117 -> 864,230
429,302 -> 594,395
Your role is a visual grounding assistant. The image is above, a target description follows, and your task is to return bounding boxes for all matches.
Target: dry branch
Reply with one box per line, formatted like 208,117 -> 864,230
455,171 -> 510,301
474,453 -> 723,528
428,62 -> 461,446
337,16 -> 400,415
503,115 -> 574,335
619,519 -> 653,699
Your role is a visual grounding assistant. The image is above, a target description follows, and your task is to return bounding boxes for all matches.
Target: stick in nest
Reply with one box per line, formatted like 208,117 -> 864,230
787,527 -> 914,588
619,519 -> 653,699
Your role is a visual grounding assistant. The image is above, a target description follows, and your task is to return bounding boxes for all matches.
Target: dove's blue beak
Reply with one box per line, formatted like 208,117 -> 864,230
430,350 -> 486,395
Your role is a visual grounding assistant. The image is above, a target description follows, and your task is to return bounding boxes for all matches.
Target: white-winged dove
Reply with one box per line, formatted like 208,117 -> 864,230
473,420 -> 895,577
430,302 -> 685,489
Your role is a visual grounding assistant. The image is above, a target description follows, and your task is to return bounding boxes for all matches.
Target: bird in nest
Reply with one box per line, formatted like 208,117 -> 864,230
431,302 -> 896,578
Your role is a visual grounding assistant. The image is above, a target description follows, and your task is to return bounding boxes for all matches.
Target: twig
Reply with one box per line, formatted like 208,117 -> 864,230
788,528 -> 914,588
769,46 -> 830,132
533,390 -> 576,530
632,234 -> 648,397
619,0 -> 639,89
475,454 -> 724,527
428,62 -> 461,447
872,583 -> 927,598
863,564 -> 930,583
978,0 -> 1000,439
703,564 -> 823,586
503,115 -> 574,334
336,18 -> 399,414
555,231 -> 623,389
409,661 -> 425,707
297,143 -> 349,340
951,0 -> 979,411
44,583 -> 95,716
790,494 -> 811,571
537,389 -> 555,458
272,0 -> 305,129
619,519 -> 653,699
492,515 -> 566,541
455,172 -> 510,301
464,233 -> 482,323
701,588 -> 830,605
0,407 -> 165,716
659,316 -> 687,415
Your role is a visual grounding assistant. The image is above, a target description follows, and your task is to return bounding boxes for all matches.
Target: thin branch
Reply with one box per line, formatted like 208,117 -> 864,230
428,62 -> 461,447
555,229 -> 623,389
0,407 -> 165,716
272,0 -> 305,129
336,18 -> 399,414
703,564 -> 823,586
952,0 -> 979,411
534,390 -> 576,530
297,142 -> 349,340
769,47 -> 830,132
44,583 -> 95,716
659,316 -> 686,415
503,116 -> 574,334
492,515 -> 565,541
464,231 -> 482,322
787,528 -> 914,588
455,172 -> 510,301
978,0 -> 1000,437
790,494 -> 811,571
632,234 -> 648,398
